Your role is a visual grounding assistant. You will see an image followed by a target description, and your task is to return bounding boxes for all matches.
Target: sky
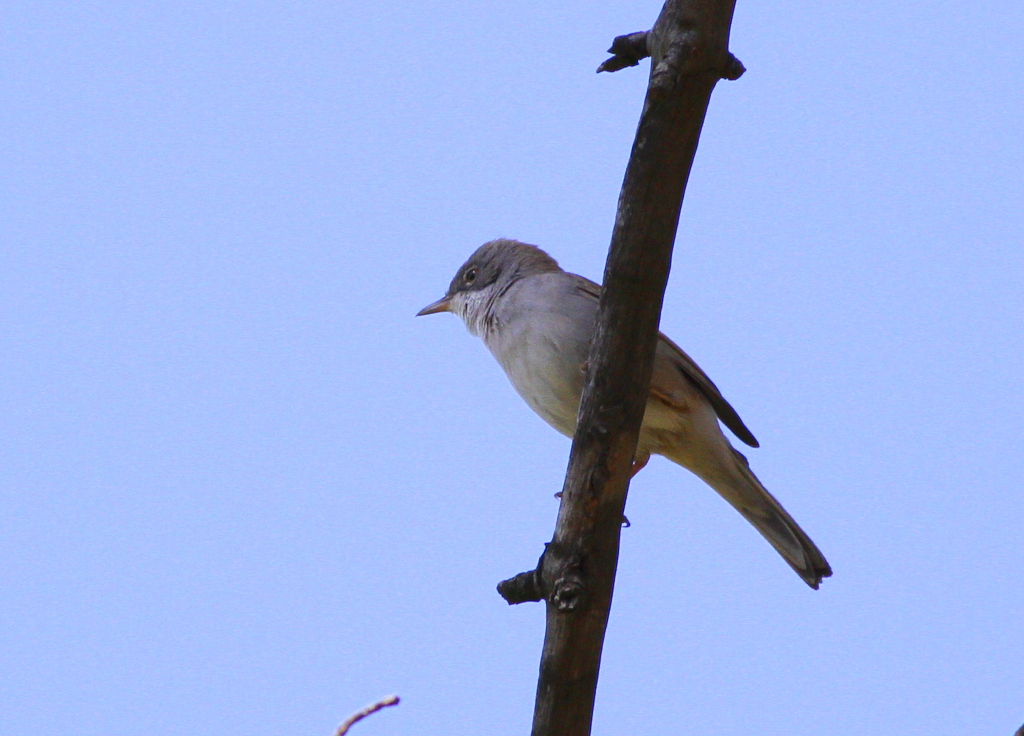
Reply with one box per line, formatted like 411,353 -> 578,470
1,1 -> 1022,735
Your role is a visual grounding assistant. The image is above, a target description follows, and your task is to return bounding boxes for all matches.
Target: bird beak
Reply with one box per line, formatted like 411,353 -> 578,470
416,296 -> 452,316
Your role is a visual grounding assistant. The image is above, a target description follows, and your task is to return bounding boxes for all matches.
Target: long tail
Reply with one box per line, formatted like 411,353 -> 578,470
706,449 -> 832,589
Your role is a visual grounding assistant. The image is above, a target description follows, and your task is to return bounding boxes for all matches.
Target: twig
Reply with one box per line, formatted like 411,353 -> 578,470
333,695 -> 400,736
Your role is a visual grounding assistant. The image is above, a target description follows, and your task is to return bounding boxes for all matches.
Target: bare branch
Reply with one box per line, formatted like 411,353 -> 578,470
596,32 -> 650,73
498,549 -> 547,604
497,0 -> 744,734
333,695 -> 400,736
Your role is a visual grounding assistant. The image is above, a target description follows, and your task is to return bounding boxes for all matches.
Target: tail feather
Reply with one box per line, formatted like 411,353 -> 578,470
718,449 -> 832,589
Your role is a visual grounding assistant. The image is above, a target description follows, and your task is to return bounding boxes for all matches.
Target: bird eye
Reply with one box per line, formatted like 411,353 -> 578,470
464,268 -> 478,284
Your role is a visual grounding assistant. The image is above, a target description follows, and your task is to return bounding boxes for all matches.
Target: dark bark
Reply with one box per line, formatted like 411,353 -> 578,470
495,1 -> 742,734
596,31 -> 650,73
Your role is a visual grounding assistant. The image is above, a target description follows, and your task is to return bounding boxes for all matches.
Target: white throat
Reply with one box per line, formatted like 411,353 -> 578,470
449,288 -> 500,338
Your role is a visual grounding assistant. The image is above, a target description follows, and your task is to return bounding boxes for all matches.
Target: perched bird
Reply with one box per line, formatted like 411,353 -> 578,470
418,239 -> 831,588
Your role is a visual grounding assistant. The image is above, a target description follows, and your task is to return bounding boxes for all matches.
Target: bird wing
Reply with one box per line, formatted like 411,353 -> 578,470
570,274 -> 759,448
655,332 -> 759,448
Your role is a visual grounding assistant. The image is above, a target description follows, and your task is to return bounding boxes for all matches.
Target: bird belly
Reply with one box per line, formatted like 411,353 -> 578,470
487,319 -> 585,438
504,351 -> 581,437
491,336 -> 701,443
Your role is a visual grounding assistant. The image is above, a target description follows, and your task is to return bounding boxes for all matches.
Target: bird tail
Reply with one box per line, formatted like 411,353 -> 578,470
698,448 -> 832,589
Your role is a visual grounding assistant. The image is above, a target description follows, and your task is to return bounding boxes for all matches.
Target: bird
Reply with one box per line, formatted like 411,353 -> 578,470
417,238 -> 831,589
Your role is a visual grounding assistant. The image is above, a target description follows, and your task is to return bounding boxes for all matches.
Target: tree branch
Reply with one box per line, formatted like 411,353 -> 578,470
332,695 -> 399,736
596,32 -> 650,73
496,1 -> 743,734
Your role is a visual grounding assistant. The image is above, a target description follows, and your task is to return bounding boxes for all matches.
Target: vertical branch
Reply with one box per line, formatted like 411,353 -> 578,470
497,1 -> 743,734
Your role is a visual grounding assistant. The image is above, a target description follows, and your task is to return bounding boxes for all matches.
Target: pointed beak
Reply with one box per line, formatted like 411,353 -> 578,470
416,296 -> 452,316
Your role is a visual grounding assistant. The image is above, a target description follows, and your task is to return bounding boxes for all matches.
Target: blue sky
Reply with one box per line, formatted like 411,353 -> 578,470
1,1 -> 1022,734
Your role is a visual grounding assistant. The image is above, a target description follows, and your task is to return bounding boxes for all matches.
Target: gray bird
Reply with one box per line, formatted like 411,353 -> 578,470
418,239 -> 831,589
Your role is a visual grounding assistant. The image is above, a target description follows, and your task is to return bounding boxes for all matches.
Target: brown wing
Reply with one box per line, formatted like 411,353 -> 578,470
657,332 -> 759,448
570,275 -> 603,301
571,274 -> 759,448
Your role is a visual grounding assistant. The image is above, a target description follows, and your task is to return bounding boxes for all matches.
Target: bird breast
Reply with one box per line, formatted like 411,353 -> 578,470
481,275 -> 592,438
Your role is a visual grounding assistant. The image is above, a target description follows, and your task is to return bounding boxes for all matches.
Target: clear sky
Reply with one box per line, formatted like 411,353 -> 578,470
1,1 -> 1022,735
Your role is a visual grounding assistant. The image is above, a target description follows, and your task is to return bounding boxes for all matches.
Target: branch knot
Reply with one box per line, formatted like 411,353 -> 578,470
497,543 -> 588,611
721,53 -> 746,80
551,574 -> 587,612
